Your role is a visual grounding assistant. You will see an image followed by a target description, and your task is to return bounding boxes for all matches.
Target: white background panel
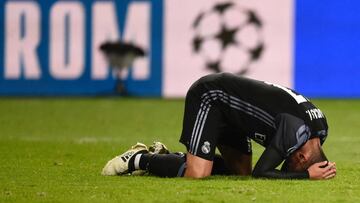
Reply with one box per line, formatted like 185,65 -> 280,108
163,0 -> 294,97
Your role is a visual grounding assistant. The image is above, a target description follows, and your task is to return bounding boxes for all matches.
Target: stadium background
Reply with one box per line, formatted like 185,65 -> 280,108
1,0 -> 359,98
1,1 -> 360,202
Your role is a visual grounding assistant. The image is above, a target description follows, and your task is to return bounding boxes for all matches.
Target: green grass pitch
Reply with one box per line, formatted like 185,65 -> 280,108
0,98 -> 359,202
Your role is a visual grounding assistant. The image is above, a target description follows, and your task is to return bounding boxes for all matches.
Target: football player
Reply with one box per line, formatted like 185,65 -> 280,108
102,73 -> 336,180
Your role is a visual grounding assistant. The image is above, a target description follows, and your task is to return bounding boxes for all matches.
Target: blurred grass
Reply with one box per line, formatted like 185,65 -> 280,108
0,98 -> 359,202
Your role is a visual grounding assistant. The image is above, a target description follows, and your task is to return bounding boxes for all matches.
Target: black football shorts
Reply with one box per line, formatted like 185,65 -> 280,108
179,76 -> 252,161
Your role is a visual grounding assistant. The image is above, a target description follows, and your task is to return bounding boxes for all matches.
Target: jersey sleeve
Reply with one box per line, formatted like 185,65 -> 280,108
271,113 -> 311,157
314,129 -> 328,145
252,145 -> 309,179
252,113 -> 311,179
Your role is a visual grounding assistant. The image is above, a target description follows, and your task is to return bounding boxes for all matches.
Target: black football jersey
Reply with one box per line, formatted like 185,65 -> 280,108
202,73 -> 328,151
186,73 -> 329,179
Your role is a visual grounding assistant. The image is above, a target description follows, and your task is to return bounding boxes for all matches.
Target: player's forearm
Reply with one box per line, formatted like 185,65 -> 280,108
252,169 -> 309,179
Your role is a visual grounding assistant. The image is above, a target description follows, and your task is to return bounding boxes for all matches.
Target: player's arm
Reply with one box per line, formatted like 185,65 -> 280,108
184,153 -> 213,178
252,113 -> 314,179
252,146 -> 310,179
252,146 -> 336,179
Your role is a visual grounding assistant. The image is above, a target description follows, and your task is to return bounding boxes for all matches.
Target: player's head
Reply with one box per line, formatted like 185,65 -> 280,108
282,137 -> 328,172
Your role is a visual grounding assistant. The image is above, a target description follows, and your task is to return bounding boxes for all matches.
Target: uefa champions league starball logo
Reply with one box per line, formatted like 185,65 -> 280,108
192,1 -> 265,75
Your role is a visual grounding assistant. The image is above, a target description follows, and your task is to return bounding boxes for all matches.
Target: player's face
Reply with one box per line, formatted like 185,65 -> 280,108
286,151 -> 308,172
287,140 -> 328,172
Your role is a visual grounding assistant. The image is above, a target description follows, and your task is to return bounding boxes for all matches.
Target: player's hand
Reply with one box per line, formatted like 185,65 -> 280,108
308,161 -> 336,180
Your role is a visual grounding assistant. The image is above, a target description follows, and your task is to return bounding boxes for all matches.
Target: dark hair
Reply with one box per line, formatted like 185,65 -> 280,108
304,147 -> 328,169
281,146 -> 328,172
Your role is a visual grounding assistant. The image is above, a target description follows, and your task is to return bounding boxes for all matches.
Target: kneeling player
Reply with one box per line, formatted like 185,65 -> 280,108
102,73 -> 336,180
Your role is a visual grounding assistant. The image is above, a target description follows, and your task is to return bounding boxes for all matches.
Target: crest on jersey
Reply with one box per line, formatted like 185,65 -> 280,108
201,141 -> 211,154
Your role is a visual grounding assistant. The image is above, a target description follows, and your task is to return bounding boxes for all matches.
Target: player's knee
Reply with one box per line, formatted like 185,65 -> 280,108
184,153 -> 213,178
184,166 -> 212,178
